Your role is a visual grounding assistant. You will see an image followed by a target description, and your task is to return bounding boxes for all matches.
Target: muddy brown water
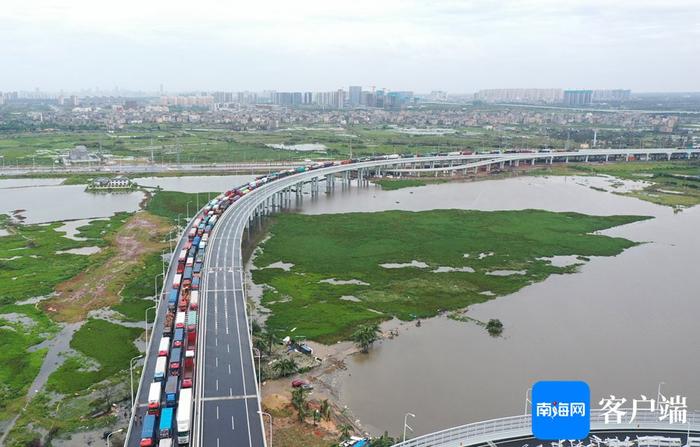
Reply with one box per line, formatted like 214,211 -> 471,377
282,175 -> 700,437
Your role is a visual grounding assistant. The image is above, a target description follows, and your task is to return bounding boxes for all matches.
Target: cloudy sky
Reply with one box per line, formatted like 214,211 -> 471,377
1,0 -> 698,93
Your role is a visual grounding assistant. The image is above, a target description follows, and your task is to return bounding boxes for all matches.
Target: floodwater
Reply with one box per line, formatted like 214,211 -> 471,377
286,175 -> 700,437
133,174 -> 254,193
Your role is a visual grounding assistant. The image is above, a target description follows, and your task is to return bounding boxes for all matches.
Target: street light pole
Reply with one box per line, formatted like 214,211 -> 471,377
258,411 -> 273,447
525,387 -> 532,414
253,348 -> 262,392
657,381 -> 666,403
403,412 -> 415,442
145,305 -> 157,344
106,428 -> 123,446
130,354 -> 144,410
154,273 -> 164,301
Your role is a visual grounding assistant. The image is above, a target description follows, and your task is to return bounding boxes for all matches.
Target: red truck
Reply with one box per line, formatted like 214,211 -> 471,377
182,350 -> 195,388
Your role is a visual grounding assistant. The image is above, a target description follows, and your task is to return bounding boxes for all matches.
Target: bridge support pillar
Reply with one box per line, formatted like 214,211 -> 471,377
549,157 -> 554,164
514,160 -> 520,167
531,158 -> 536,165
667,153 -> 671,161
565,157 -> 569,163
585,155 -> 589,162
486,164 -> 491,172
500,162 -> 505,169
605,154 -> 609,162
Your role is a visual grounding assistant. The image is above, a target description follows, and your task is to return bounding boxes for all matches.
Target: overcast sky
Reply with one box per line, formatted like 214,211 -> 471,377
1,0 -> 698,93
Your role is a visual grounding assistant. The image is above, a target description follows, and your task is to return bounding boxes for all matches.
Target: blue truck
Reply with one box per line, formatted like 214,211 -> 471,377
140,413 -> 157,446
168,290 -> 178,311
165,375 -> 179,407
159,407 -> 175,439
169,347 -> 182,375
183,266 -> 193,281
172,328 -> 184,348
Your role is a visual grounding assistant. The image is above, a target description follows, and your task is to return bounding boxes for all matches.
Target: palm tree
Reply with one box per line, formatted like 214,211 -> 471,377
320,399 -> 332,421
291,387 -> 309,422
273,358 -> 298,377
338,423 -> 353,441
351,323 -> 381,353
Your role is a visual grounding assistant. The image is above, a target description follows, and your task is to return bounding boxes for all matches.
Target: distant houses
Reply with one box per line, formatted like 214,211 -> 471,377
60,145 -> 101,165
90,175 -> 133,190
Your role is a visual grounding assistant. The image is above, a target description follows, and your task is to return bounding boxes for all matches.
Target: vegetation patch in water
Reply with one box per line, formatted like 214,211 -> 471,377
253,209 -> 650,344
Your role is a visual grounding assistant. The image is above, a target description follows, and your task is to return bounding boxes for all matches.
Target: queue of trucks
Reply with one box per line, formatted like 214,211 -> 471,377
139,193 -> 235,446
139,153 -> 536,446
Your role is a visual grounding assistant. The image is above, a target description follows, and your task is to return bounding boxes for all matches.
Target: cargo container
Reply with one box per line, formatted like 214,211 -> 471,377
178,249 -> 188,262
172,328 -> 184,348
147,381 -> 162,412
168,290 -> 178,310
164,375 -> 179,407
193,262 -> 202,274
140,414 -> 157,446
175,311 -> 186,329
191,276 -> 201,291
186,256 -> 194,267
201,233 -> 208,243
176,262 -> 185,274
182,350 -> 195,388
158,337 -> 171,356
169,347 -> 182,375
159,407 -> 175,439
192,236 -> 201,247
186,311 -> 197,332
154,356 -> 167,382
187,228 -> 196,240
188,246 -> 197,258
158,440 -> 172,447
183,266 -> 193,281
189,291 -> 199,310
198,240 -> 206,250
172,274 -> 182,289
177,389 -> 192,444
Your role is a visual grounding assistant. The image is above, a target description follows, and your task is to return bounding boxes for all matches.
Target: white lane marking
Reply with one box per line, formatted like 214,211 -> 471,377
215,357 -> 218,367
227,344 -> 230,353
216,405 -> 219,420
216,379 -> 219,391
228,363 -> 231,375
231,416 -> 235,431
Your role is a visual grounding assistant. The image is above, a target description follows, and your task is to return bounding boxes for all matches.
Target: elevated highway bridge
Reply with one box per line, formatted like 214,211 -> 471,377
126,148 -> 699,447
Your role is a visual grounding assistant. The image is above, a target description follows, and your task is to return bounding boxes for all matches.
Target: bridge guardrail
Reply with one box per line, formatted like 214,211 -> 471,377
392,410 -> 700,447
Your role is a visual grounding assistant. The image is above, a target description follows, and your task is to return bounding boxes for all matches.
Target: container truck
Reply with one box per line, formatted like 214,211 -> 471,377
140,414 -> 157,447
182,349 -> 195,388
172,274 -> 182,289
168,290 -> 178,311
175,311 -> 186,329
186,256 -> 194,267
172,328 -> 184,348
176,262 -> 185,274
189,291 -> 199,310
176,389 -> 193,445
158,440 -> 173,447
186,311 -> 197,333
158,337 -> 171,356
198,240 -> 206,250
191,275 -> 201,291
187,228 -> 196,240
164,375 -> 179,407
154,356 -> 167,381
183,266 -> 193,281
178,249 -> 188,262
159,407 -> 175,439
169,347 -> 182,375
147,381 -> 162,413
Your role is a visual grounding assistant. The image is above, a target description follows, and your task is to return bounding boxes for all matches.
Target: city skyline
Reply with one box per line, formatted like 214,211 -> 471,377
1,0 -> 699,92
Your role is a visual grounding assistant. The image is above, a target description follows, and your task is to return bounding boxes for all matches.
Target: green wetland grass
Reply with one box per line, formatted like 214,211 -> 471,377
253,209 -> 651,344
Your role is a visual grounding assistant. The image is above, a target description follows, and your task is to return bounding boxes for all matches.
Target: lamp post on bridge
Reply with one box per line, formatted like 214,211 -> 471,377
129,354 -> 144,411
258,411 -> 273,447
106,428 -> 123,447
403,412 -> 416,442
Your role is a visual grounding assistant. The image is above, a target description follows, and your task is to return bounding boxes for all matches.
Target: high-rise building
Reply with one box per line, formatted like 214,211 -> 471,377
562,90 -> 593,106
474,88 -> 562,104
348,86 -> 362,106
591,89 -> 631,102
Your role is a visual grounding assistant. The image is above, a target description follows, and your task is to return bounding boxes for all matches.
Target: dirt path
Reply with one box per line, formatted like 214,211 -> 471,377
42,211 -> 170,322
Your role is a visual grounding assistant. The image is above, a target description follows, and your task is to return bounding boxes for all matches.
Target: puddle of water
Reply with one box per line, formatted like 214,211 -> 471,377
319,278 -> 370,286
263,261 -> 295,271
379,260 -> 429,269
486,270 -> 527,276
432,266 -> 475,273
56,246 -> 102,256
